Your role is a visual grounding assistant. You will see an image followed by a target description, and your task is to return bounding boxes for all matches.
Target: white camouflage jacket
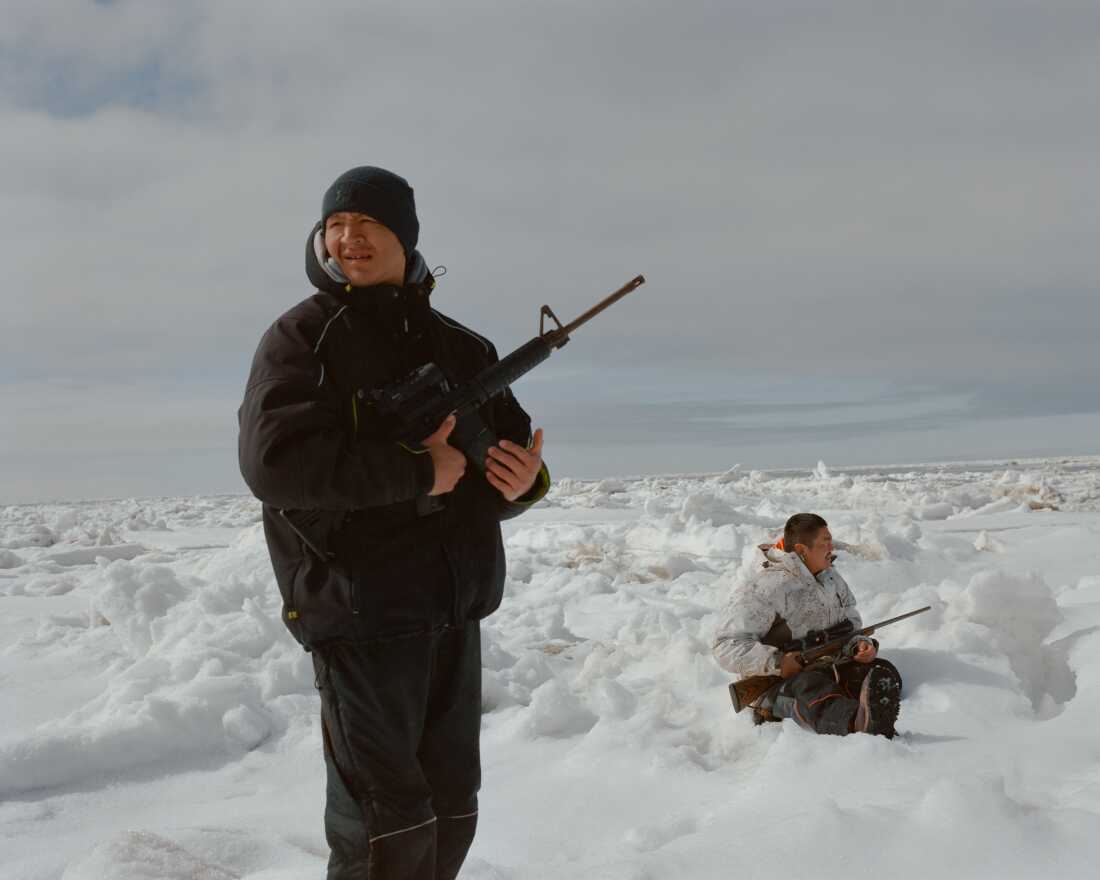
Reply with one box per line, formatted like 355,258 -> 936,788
712,545 -> 863,677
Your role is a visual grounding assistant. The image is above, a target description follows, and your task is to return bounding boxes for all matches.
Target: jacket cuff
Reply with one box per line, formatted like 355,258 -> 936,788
498,462 -> 551,520
517,462 -> 551,504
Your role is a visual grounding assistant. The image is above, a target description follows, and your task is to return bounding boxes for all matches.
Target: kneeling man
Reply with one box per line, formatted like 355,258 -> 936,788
713,513 -> 902,736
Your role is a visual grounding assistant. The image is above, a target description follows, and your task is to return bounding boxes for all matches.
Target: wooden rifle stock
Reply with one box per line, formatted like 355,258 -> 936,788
729,675 -> 782,713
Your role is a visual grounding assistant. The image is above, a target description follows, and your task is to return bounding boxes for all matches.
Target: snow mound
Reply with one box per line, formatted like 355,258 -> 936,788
973,530 -> 1006,553
526,679 -> 598,738
2,522 -> 57,548
679,492 -> 779,528
4,459 -> 1100,877
45,544 -> 147,566
852,515 -> 922,560
0,527 -> 309,797
91,559 -> 192,656
0,548 -> 23,568
955,569 -> 1067,709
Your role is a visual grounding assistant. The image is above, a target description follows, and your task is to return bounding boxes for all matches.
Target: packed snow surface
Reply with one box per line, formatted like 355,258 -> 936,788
3,457 -> 1100,879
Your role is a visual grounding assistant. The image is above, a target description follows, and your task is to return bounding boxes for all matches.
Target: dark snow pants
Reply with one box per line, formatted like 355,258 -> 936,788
768,658 -> 902,735
312,621 -> 482,880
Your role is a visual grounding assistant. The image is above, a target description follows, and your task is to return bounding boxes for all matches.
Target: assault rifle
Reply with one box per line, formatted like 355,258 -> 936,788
369,274 -> 645,476
280,275 -> 646,556
728,606 -> 931,713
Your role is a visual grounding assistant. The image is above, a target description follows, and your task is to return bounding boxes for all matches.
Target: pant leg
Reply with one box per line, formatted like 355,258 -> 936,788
771,662 -> 858,735
320,724 -> 371,880
314,638 -> 438,880
419,621 -> 482,880
771,658 -> 904,735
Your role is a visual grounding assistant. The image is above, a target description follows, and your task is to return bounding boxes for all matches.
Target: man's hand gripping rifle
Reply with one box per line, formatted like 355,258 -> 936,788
372,275 -> 646,478
728,606 -> 931,713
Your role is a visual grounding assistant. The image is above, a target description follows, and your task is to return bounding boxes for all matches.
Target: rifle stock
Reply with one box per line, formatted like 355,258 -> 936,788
729,675 -> 782,713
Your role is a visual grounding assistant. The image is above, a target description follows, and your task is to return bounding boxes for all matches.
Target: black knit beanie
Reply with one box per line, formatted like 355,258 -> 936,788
321,166 -> 419,254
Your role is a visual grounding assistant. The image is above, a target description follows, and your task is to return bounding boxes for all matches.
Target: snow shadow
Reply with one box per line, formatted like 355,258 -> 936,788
890,639 -> 1078,716
889,647 -> 1017,693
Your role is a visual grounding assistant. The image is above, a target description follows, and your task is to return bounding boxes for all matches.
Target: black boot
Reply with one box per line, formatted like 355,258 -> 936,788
852,664 -> 902,738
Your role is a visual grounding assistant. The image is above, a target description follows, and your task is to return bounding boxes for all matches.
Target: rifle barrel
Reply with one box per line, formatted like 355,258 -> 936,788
863,606 -> 931,633
802,605 -> 931,663
560,275 -> 645,337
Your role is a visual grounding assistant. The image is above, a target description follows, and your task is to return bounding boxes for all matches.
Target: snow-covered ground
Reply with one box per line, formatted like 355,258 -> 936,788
4,457 -> 1100,879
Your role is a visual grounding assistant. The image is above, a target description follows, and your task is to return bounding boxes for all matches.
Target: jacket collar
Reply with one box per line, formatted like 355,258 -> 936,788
757,544 -> 826,585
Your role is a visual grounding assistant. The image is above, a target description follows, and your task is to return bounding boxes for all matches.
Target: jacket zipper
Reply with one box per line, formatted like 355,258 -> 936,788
349,572 -> 360,616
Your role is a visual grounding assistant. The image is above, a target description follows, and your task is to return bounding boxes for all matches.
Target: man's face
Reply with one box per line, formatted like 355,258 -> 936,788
323,212 -> 406,287
798,527 -> 834,574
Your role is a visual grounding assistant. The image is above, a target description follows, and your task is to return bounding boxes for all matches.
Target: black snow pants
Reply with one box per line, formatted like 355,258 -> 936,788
312,620 -> 482,880
767,657 -> 902,735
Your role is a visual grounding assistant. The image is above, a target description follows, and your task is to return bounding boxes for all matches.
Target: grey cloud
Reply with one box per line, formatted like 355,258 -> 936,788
2,1 -> 1099,500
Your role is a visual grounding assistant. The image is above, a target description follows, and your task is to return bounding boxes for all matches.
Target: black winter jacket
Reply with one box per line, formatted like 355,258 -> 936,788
238,243 -> 548,649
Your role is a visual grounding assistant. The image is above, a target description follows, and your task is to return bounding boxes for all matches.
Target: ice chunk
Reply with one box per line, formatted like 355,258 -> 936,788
222,705 -> 271,751
0,549 -> 23,569
714,464 -> 742,484
45,544 -> 146,566
973,530 -> 1005,553
525,679 -> 597,738
589,678 -> 637,721
90,559 -> 190,655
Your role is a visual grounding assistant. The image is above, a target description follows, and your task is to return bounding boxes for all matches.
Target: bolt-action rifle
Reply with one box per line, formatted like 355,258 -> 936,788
728,606 -> 931,713
280,275 -> 646,557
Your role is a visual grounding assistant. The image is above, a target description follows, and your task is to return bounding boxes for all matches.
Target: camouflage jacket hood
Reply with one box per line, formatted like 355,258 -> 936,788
711,544 -> 863,677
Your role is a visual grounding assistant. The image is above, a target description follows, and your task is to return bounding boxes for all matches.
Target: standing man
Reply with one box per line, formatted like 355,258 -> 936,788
238,166 -> 550,879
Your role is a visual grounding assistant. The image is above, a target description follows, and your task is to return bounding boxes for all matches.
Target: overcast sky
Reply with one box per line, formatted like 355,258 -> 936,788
3,0 -> 1099,503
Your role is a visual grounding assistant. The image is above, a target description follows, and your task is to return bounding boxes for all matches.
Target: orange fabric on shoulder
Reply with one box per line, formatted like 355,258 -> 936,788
774,537 -> 785,551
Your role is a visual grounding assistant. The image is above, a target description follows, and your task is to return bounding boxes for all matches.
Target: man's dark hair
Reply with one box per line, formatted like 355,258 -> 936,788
784,513 -> 828,551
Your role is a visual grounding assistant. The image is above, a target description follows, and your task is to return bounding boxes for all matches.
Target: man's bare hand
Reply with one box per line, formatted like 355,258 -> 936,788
779,651 -> 804,679
486,428 -> 544,502
852,640 -> 878,664
422,414 -> 466,496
